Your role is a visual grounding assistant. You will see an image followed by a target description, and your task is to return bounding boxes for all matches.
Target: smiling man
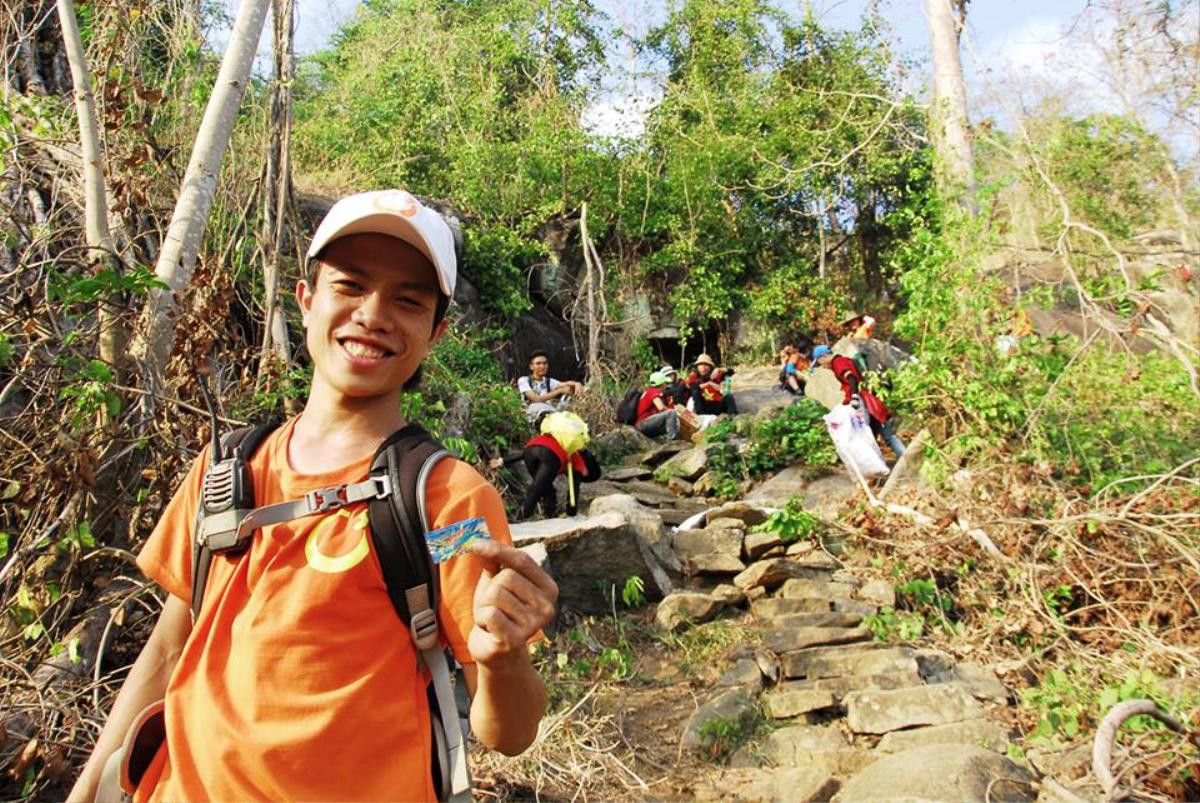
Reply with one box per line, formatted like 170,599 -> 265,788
69,191 -> 556,803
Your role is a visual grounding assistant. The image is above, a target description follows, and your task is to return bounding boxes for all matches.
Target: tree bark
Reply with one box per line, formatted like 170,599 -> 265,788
259,0 -> 294,380
925,0 -> 976,209
579,203 -> 603,384
56,0 -> 121,372
132,0 -> 271,379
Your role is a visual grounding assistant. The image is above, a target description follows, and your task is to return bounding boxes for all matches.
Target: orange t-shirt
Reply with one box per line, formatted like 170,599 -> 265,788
134,417 -> 512,802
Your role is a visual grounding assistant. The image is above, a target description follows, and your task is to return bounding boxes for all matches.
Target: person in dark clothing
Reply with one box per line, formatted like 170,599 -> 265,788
519,420 -> 601,519
686,354 -> 738,415
812,345 -> 905,456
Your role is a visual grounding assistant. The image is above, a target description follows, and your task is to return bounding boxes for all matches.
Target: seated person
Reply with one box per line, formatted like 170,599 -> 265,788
779,344 -> 811,395
635,371 -> 680,440
812,345 -> 905,457
660,365 -> 691,408
685,354 -> 738,416
517,350 -> 582,425
520,412 -> 601,520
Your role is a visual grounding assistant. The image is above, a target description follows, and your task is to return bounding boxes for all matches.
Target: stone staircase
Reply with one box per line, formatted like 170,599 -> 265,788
658,502 -> 1037,802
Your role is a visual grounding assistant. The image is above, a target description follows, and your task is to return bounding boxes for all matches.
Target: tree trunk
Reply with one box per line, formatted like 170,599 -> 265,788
131,0 -> 271,379
925,0 -> 976,209
259,0 -> 294,381
56,0 -> 122,373
579,203 -> 604,384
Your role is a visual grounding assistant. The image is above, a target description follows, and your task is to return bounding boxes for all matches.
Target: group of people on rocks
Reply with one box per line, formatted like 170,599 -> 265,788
776,311 -> 905,457
632,354 -> 738,440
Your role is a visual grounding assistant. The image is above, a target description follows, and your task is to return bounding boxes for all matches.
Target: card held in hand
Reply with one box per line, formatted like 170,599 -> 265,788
425,516 -> 492,564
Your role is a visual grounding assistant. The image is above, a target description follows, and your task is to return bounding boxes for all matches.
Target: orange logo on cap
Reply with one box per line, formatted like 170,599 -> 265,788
373,190 -> 420,219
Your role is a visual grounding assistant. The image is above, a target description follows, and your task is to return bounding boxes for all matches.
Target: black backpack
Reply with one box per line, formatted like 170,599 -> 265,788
615,388 -> 643,425
189,421 -> 471,802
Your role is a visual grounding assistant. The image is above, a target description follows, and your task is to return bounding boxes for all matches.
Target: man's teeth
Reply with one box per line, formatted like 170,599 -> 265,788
343,340 -> 387,359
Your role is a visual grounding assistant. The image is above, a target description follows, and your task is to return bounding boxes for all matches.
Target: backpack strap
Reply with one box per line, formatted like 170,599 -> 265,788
191,422 -> 279,621
366,425 -> 471,803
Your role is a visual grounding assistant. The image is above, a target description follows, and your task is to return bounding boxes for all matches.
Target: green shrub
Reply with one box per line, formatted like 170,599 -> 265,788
745,401 -> 837,476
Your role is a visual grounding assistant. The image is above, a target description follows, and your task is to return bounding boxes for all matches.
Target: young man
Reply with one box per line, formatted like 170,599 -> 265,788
68,190 -> 557,803
517,350 -> 581,425
685,353 -> 738,416
634,370 -> 680,440
812,344 -> 906,457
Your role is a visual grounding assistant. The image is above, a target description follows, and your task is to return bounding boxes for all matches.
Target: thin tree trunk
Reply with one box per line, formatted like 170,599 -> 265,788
56,0 -> 121,372
132,0 -> 271,380
579,203 -> 602,384
259,0 -> 294,380
926,0 -> 976,208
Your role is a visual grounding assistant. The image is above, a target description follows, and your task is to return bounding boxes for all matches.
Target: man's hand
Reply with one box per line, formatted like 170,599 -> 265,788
467,540 -> 558,667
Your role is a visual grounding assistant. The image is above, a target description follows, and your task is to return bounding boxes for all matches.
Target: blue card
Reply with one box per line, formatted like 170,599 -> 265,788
425,517 -> 491,564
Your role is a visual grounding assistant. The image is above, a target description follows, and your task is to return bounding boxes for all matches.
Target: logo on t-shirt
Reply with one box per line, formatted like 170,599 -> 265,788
305,508 -> 370,574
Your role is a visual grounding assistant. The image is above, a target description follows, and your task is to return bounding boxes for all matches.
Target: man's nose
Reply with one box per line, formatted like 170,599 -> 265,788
351,292 -> 392,330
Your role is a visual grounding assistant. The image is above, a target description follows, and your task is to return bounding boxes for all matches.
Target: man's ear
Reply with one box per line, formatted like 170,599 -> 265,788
295,279 -> 313,326
429,316 -> 450,347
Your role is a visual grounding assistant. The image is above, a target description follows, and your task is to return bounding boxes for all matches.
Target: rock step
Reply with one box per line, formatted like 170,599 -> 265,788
765,626 -> 871,653
844,683 -> 983,735
780,644 -> 918,680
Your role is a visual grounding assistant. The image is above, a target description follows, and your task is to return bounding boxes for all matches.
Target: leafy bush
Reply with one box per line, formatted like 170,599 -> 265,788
745,400 -> 837,476
755,496 -> 822,543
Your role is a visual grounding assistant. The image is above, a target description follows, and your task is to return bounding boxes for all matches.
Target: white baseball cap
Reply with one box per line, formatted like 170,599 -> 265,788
306,189 -> 457,296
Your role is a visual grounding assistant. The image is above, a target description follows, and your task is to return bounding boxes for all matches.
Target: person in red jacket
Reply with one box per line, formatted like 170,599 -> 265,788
812,345 -> 906,457
685,354 -> 738,415
519,428 -> 601,520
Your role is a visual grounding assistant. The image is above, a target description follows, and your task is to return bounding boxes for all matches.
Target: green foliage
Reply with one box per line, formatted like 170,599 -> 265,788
58,360 -> 120,430
704,443 -> 746,500
745,400 -> 837,476
50,265 -> 168,306
1040,115 -> 1165,240
1022,664 -> 1199,747
0,333 -> 12,368
58,521 -> 96,553
888,208 -> 1199,494
620,575 -> 647,608
756,496 -> 822,543
399,329 -> 527,462
696,706 -> 767,760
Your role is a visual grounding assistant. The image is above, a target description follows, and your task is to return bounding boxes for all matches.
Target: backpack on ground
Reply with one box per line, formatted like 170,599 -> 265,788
106,422 -> 472,803
615,388 -> 643,425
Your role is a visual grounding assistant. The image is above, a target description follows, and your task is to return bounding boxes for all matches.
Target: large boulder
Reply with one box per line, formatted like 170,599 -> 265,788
746,466 -> 811,507
510,512 -> 669,612
832,336 -> 912,372
835,744 -> 1035,802
681,687 -> 760,753
655,591 -> 726,633
671,527 -> 744,558
805,367 -> 845,411
659,445 -> 711,481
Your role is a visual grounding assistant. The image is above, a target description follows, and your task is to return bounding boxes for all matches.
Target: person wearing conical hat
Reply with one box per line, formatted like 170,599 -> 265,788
519,412 -> 601,520
685,353 -> 738,416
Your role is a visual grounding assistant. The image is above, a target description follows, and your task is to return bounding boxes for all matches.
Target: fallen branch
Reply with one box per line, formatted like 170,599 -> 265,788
1092,698 -> 1199,801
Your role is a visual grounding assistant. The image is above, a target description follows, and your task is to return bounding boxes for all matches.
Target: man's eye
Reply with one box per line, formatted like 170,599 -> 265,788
333,279 -> 362,291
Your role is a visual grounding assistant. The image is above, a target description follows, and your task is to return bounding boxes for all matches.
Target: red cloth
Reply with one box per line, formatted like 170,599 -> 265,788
525,434 -> 587,475
636,387 -> 670,423
829,355 -> 890,423
686,371 -> 724,402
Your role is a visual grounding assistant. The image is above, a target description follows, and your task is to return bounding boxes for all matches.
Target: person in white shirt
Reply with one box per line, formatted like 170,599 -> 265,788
517,350 -> 581,425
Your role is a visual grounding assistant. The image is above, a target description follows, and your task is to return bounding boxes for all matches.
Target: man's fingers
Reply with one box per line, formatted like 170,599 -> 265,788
470,541 -> 559,600
478,569 -> 556,627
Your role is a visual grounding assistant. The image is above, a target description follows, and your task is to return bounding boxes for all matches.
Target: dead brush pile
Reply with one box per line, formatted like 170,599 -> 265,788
843,449 -> 1199,799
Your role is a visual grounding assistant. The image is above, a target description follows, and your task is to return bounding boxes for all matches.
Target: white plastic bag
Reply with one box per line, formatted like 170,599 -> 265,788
824,404 -> 889,478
